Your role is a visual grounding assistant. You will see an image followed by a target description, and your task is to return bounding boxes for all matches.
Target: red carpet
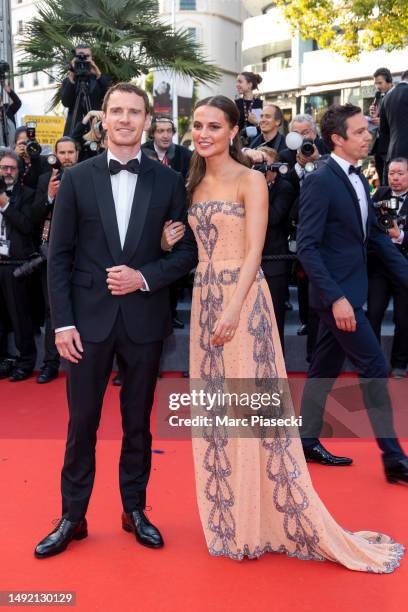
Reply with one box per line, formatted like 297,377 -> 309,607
0,374 -> 406,611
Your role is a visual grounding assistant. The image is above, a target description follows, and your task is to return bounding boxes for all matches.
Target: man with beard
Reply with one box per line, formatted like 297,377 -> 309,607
0,149 -> 36,381
31,137 -> 79,383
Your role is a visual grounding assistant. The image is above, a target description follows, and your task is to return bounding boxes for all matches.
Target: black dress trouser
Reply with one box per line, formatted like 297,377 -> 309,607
0,266 -> 36,370
367,270 -> 408,369
61,311 -> 163,521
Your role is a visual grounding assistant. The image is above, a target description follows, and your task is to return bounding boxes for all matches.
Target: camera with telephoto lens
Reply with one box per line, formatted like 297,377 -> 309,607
13,243 -> 48,279
25,122 -> 42,159
47,154 -> 65,180
253,162 -> 289,175
373,198 -> 406,231
0,60 -> 10,80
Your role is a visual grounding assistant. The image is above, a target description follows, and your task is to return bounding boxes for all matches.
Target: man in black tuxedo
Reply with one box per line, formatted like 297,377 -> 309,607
31,137 -> 79,384
380,70 -> 408,167
297,104 -> 408,483
0,149 -> 36,381
368,67 -> 393,184
367,157 -> 408,378
35,83 -> 197,558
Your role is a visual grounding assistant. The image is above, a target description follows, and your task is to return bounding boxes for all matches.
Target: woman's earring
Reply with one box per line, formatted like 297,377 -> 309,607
230,138 -> 233,146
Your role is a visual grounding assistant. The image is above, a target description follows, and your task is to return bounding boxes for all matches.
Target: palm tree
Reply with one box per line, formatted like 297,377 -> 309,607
17,0 -> 220,108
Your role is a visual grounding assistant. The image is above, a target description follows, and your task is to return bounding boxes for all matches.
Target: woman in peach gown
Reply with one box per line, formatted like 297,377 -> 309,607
183,95 -> 403,572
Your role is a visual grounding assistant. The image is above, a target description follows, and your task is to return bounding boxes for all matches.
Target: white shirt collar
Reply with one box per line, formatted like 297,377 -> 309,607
107,149 -> 142,164
330,152 -> 354,175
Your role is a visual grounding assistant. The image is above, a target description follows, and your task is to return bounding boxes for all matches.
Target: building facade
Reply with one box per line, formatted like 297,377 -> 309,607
242,0 -> 408,126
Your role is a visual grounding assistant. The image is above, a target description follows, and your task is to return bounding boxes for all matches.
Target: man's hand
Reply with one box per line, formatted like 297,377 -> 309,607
89,60 -> 101,79
332,297 -> 356,332
47,169 -> 60,200
0,192 -> 9,209
296,145 -> 320,167
82,110 -> 103,125
388,221 -> 401,240
247,111 -> 259,126
243,148 -> 265,164
106,265 -> 145,295
55,329 -> 83,363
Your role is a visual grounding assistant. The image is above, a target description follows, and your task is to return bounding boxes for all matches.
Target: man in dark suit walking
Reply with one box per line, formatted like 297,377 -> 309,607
380,70 -> 408,167
34,83 -> 197,558
297,103 -> 408,483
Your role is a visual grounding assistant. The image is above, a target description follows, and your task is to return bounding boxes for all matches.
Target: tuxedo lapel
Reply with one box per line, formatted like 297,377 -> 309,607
327,157 -> 364,237
91,152 -> 122,264
120,153 -> 155,264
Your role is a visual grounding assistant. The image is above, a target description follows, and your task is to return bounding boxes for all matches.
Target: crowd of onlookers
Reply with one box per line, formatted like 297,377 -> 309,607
0,49 -> 408,383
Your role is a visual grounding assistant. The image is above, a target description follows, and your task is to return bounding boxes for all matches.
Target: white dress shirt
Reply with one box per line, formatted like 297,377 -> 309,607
331,152 -> 368,237
56,148 -> 148,333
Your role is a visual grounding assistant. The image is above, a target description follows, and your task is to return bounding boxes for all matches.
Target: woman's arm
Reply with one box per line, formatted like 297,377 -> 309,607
212,170 -> 268,345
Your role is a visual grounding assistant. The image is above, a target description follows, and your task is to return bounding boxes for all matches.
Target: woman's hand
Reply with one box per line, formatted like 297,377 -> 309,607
211,304 -> 241,346
161,220 -> 185,251
247,112 -> 259,125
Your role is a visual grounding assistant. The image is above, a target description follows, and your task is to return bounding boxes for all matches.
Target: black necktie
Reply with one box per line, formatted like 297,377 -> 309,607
109,158 -> 140,175
348,165 -> 362,176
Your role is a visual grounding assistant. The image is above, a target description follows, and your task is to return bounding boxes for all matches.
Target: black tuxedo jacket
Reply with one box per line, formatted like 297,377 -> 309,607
32,171 -> 53,229
297,157 -> 408,310
48,151 -> 197,343
1,182 -> 35,259
141,141 -> 192,180
262,176 -> 297,277
379,82 -> 408,161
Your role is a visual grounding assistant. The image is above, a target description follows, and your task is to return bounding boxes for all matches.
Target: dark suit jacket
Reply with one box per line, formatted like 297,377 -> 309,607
31,171 -> 53,235
368,187 -> 408,274
297,156 -> 408,310
249,131 -> 286,153
1,183 -> 35,259
262,176 -> 297,277
379,82 -> 408,161
47,151 -> 198,343
141,141 -> 192,180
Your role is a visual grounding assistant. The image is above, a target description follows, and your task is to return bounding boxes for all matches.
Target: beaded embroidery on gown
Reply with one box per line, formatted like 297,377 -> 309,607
188,200 -> 404,572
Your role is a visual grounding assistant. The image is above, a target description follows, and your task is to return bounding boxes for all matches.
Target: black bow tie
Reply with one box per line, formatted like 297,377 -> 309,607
109,158 -> 140,175
348,165 -> 362,176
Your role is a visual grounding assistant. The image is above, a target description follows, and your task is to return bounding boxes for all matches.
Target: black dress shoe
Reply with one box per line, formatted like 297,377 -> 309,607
297,324 -> 309,336
303,441 -> 353,466
122,510 -> 164,548
34,518 -> 88,559
0,358 -> 15,379
385,458 -> 408,484
37,366 -> 59,384
172,317 -> 185,329
9,367 -> 33,382
112,374 -> 122,386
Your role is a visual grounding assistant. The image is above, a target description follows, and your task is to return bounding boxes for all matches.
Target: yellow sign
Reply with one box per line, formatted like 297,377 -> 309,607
22,115 -> 65,148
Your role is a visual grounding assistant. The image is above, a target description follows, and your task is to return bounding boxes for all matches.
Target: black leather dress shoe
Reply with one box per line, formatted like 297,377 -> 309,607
122,510 -> 164,548
37,366 -> 59,384
172,317 -> 185,329
385,458 -> 408,484
112,374 -> 122,386
9,367 -> 33,382
303,441 -> 353,466
34,518 -> 88,559
0,359 -> 14,379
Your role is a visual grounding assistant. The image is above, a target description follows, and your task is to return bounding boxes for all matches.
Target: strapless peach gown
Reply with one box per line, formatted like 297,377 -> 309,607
188,200 -> 404,572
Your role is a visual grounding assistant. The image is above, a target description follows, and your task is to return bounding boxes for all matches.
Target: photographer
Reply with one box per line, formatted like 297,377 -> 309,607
0,149 -> 36,381
61,44 -> 110,136
142,116 -> 192,181
0,78 -> 22,147
246,104 -> 286,153
31,137 -> 79,383
369,68 -> 393,184
245,146 -> 297,348
72,109 -> 105,161
14,126 -> 49,189
367,157 -> 408,378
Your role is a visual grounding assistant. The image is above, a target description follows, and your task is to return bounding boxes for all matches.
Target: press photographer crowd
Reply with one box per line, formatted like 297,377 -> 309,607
0,52 -> 408,384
